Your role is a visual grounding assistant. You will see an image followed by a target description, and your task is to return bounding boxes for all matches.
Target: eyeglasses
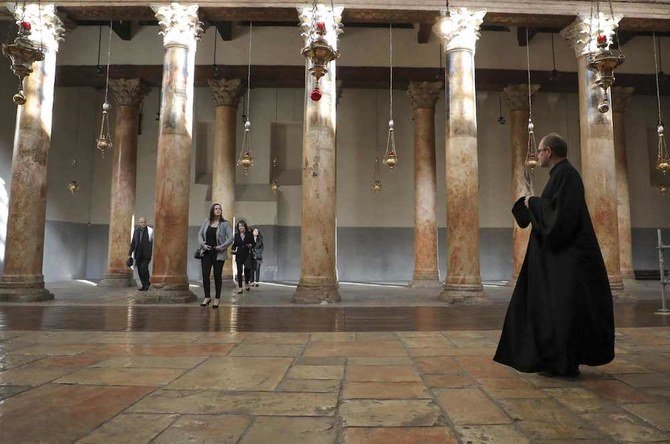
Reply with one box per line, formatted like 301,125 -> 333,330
537,147 -> 549,153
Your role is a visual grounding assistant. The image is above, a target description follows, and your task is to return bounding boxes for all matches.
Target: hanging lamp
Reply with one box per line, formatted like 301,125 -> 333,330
237,22 -> 254,174
382,23 -> 398,169
2,0 -> 46,105
586,0 -> 625,113
652,33 -> 670,177
301,0 -> 340,102
523,27 -> 539,170
96,22 -> 113,157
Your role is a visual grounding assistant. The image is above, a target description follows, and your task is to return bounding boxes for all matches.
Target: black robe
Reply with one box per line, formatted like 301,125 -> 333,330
494,159 -> 615,374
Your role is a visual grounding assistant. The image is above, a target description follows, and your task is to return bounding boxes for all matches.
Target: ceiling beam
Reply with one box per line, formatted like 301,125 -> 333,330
111,20 -> 138,41
216,22 -> 233,41
517,27 -> 539,46
417,23 -> 432,44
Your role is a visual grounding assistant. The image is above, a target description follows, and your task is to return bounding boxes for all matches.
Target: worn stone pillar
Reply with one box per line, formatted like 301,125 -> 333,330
408,81 -> 442,288
208,78 -> 244,286
0,5 -> 64,302
292,4 -> 343,304
502,84 -> 540,286
142,3 -> 202,303
433,8 -> 489,304
562,14 -> 624,292
99,79 -> 149,288
611,86 -> 635,280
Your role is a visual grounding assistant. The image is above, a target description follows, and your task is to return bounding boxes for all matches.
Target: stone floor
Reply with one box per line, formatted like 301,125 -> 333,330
0,280 -> 669,443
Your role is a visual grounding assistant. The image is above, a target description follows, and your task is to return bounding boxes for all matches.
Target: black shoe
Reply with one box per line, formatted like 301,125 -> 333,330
200,298 -> 211,307
212,298 -> 220,309
138,286 -> 147,291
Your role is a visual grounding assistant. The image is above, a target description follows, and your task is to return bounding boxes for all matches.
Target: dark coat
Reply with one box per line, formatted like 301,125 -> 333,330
494,159 -> 615,374
232,231 -> 256,267
252,234 -> 264,261
129,226 -> 153,260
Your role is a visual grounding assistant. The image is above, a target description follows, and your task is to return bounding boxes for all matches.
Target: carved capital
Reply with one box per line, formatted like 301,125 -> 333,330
610,86 -> 634,113
208,78 -> 244,107
109,79 -> 150,107
297,3 -> 343,49
433,8 -> 486,53
502,84 -> 540,112
560,13 -> 621,58
407,81 -> 442,110
151,2 -> 203,49
12,3 -> 65,52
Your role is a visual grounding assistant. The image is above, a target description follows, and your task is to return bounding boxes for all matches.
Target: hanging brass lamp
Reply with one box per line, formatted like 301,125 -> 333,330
2,18 -> 44,105
301,2 -> 340,102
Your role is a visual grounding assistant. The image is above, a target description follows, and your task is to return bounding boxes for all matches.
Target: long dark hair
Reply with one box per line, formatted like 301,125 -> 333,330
209,203 -> 223,224
237,219 -> 249,234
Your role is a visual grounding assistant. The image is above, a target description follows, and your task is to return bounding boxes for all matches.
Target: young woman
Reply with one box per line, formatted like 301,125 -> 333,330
231,220 -> 255,294
196,203 -> 233,308
250,228 -> 264,287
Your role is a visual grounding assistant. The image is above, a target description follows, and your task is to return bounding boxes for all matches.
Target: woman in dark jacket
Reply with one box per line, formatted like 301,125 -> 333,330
231,220 -> 255,294
250,228 -> 264,287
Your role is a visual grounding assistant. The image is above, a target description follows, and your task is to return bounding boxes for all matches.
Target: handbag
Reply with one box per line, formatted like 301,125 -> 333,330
126,257 -> 134,267
194,248 -> 204,260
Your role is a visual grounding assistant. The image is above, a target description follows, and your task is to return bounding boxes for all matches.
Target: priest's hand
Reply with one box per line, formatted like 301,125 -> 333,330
524,195 -> 533,208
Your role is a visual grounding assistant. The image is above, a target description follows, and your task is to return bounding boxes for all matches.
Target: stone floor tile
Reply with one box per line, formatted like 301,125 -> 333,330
152,415 -> 251,444
582,411 -> 670,441
295,356 -> 346,366
524,373 -> 586,388
616,373 -> 670,388
347,357 -> 413,366
482,387 -> 549,399
244,332 -> 310,344
240,417 -> 337,444
423,373 -> 476,388
92,356 -> 206,369
498,398 -> 604,440
342,427 -> 458,444
436,388 -> 511,425
277,379 -> 341,392
192,332 -> 247,344
346,365 -> 422,382
476,377 -> 537,389
0,384 -> 155,444
399,336 -> 455,348
310,332 -> 357,342
0,367 -> 73,386
30,355 -> 102,368
582,379 -> 658,403
129,390 -> 338,416
355,332 -> 398,341
0,385 -> 29,400
9,344 -> 97,356
80,343 -> 236,359
55,367 -> 186,386
456,356 -> 519,378
623,403 -> 670,431
0,353 -> 43,370
342,382 -> 431,399
413,356 -> 461,374
77,413 -> 178,444
340,399 -> 442,427
643,387 -> 670,402
229,343 -> 304,357
287,365 -> 344,380
408,347 -> 496,357
455,424 -> 532,444
594,358 -> 653,374
166,357 -> 292,391
304,341 -> 407,357
544,387 -> 622,414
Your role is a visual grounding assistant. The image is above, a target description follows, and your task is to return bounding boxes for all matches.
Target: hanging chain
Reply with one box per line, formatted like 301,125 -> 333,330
389,22 -> 393,122
526,27 -> 532,121
246,21 -> 252,121
97,26 -> 102,67
551,33 -> 557,70
589,0 -> 594,54
654,32 -> 663,127
213,27 -> 217,66
608,0 -> 623,56
103,21 -> 112,105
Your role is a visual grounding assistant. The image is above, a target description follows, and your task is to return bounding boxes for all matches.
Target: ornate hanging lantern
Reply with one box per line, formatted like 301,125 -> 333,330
371,156 -> 382,192
586,0 -> 625,113
67,180 -> 80,194
238,119 -> 254,174
660,183 -> 668,195
270,157 -> 280,193
96,23 -> 113,157
2,6 -> 45,105
301,1 -> 340,102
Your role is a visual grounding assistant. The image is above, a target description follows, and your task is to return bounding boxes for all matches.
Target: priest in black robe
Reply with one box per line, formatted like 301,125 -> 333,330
494,133 -> 615,377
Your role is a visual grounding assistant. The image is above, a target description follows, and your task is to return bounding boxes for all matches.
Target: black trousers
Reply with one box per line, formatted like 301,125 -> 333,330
251,260 -> 261,283
136,257 -> 151,288
201,253 -> 224,299
236,255 -> 251,287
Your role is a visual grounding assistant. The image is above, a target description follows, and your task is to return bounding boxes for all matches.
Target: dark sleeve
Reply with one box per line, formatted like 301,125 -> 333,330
128,230 -> 137,256
527,169 -> 582,250
257,238 -> 264,254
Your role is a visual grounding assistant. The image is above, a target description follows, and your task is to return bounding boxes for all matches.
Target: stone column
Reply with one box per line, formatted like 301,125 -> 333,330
611,87 -> 635,280
0,5 -> 64,302
408,81 -> 442,288
208,78 -> 244,286
562,14 -> 624,292
99,79 -> 149,287
433,8 -> 489,304
292,4 -> 343,304
502,84 -> 540,286
143,3 -> 203,303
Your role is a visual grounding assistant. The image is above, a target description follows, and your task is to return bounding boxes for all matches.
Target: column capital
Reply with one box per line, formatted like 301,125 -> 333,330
407,81 -> 442,110
11,3 -> 65,52
433,8 -> 486,53
611,86 -> 634,113
208,78 -> 244,107
560,13 -> 621,58
502,84 -> 540,112
109,79 -> 150,107
298,3 -> 343,49
152,2 -> 203,48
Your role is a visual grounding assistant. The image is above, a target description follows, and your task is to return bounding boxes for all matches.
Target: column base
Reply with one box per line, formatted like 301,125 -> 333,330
410,277 -> 443,288
0,287 -> 54,302
438,284 -> 490,305
292,284 -> 341,304
611,289 -> 634,301
135,283 -> 196,304
609,277 -> 625,292
98,272 -> 136,287
620,269 -> 635,280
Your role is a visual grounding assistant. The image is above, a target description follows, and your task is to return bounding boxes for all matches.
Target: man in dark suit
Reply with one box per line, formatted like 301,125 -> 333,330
128,217 -> 153,291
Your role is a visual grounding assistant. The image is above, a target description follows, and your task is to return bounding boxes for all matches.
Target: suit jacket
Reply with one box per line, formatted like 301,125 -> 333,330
233,231 -> 256,264
197,218 -> 234,261
129,226 -> 153,260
